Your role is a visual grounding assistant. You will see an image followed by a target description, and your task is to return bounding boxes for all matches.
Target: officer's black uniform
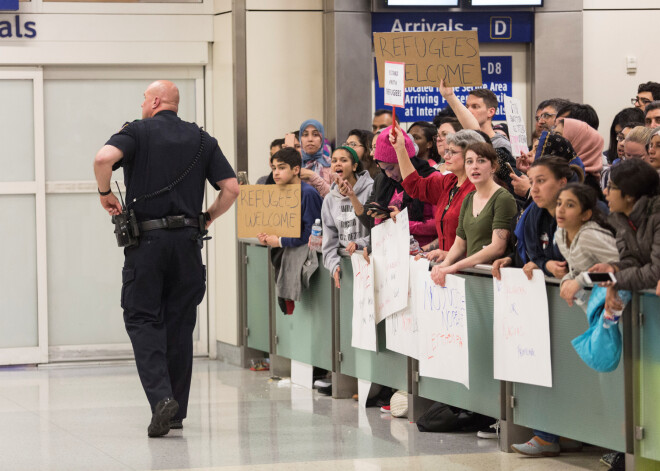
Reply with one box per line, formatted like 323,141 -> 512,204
106,110 -> 235,422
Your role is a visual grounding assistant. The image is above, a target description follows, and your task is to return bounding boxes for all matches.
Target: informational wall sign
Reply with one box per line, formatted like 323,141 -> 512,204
0,0 -> 19,12
372,12 -> 534,44
384,61 -> 406,108
375,56 -> 512,121
374,31 -> 482,88
0,15 -> 36,38
236,184 -> 301,238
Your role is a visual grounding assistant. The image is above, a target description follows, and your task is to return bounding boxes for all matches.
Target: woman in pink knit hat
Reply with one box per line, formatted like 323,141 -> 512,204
355,126 -> 437,248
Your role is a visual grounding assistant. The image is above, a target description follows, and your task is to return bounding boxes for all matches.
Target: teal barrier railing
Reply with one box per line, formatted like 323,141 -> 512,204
239,241 -> 658,462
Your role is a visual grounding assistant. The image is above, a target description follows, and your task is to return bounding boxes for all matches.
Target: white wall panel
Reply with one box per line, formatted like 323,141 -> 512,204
245,10 -> 324,183
583,9 -> 660,144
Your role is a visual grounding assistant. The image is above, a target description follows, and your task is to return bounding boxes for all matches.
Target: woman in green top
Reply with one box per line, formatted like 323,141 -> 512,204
431,142 -> 518,286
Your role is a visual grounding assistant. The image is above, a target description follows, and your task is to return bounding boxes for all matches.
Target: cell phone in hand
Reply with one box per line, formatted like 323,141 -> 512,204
580,272 -> 617,285
364,202 -> 390,218
505,162 -> 516,175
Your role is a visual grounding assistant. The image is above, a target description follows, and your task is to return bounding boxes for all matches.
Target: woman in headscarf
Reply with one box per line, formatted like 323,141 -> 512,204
299,118 -> 333,184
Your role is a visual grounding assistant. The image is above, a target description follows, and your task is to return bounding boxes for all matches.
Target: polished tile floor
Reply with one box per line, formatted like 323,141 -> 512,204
0,360 -> 605,471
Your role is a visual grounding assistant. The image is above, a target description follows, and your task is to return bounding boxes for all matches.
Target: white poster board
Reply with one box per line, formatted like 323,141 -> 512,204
493,268 -> 552,387
386,256 -> 420,359
384,61 -> 406,108
372,208 -> 411,323
503,95 -> 529,157
350,254 -> 377,352
415,260 -> 470,388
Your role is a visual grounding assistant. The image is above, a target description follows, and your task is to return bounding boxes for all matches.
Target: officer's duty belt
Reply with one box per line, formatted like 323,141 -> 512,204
139,215 -> 199,232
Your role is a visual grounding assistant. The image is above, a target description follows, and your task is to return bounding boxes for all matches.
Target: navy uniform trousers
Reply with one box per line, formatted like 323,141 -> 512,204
121,227 -> 206,420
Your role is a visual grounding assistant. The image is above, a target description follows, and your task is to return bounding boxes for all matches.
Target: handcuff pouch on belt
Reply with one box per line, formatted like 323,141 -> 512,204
111,127 -> 206,248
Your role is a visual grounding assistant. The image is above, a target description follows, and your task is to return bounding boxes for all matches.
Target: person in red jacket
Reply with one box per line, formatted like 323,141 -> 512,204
393,128 -> 486,262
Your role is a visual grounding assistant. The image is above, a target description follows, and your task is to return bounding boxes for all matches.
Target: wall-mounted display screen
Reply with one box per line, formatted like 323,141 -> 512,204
387,0 -> 460,6
470,0 -> 542,5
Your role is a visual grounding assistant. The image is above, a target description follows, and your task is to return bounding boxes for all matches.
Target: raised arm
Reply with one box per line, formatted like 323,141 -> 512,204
439,80 -> 480,131
390,126 -> 416,180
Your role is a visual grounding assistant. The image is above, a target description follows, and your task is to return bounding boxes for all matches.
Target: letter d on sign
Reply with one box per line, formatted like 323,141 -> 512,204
490,17 -> 511,40
495,21 -> 507,36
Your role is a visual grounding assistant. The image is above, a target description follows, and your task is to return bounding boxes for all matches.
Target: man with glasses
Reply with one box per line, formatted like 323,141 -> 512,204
633,81 -> 660,112
534,98 -> 570,136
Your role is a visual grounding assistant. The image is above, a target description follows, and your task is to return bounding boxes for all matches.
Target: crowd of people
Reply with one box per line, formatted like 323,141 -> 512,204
255,80 -> 660,470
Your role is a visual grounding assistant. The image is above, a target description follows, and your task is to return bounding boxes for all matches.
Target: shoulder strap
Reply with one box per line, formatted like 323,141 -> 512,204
128,127 -> 205,208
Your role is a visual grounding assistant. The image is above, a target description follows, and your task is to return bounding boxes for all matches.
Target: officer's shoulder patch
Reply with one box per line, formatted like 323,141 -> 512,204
119,119 -> 140,132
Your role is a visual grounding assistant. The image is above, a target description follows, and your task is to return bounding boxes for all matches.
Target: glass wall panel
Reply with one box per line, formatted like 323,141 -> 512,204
44,79 -> 196,182
0,195 -> 38,348
0,80 -> 35,182
46,193 -> 126,346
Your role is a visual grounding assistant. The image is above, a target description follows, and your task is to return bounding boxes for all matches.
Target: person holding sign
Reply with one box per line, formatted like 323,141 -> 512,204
430,142 -> 518,287
392,127 -> 484,258
321,146 -> 374,288
257,148 -> 323,248
356,127 -> 437,248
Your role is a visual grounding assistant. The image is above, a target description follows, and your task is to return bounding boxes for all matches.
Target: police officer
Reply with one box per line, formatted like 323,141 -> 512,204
93,80 -> 239,437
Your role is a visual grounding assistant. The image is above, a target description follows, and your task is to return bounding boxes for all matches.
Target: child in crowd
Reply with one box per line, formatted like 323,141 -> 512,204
590,159 -> 660,310
430,142 -> 518,287
258,147 -> 323,248
555,183 -> 619,307
258,147 -> 323,315
356,126 -> 437,248
493,157 -> 583,280
321,146 -> 374,288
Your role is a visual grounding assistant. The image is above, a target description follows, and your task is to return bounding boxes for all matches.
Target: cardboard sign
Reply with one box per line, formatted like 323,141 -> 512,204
371,208 -> 411,323
503,95 -> 529,157
373,31 -> 482,88
384,61 -> 406,108
493,268 -> 552,387
236,184 -> 301,238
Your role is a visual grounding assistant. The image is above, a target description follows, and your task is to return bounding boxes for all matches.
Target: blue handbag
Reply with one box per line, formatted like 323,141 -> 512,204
571,285 -> 631,373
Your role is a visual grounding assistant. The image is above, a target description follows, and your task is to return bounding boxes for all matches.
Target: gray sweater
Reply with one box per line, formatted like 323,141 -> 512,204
609,195 -> 660,291
321,171 -> 374,275
554,221 -> 619,287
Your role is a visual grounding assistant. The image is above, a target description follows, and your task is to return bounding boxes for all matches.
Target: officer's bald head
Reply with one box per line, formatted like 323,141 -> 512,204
141,80 -> 179,118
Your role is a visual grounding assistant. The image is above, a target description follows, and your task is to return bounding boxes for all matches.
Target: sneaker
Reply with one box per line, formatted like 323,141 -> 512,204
600,452 -> 625,470
511,436 -> 560,457
477,419 -> 500,439
313,379 -> 332,389
559,437 -> 583,453
390,390 -> 408,418
147,398 -> 179,438
380,405 -> 391,413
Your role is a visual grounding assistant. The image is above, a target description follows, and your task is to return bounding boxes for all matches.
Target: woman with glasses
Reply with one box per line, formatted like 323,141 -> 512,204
394,129 -> 485,259
434,117 -> 463,172
343,129 -> 377,178
601,121 -> 644,190
605,108 -> 644,165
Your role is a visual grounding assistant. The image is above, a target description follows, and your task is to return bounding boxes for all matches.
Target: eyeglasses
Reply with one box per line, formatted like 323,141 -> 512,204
535,112 -> 557,122
435,132 -> 451,142
342,142 -> 364,149
632,96 -> 653,106
444,148 -> 462,156
616,133 -> 626,142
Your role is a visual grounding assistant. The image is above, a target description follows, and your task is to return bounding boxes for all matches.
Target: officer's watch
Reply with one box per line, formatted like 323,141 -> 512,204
98,188 -> 112,196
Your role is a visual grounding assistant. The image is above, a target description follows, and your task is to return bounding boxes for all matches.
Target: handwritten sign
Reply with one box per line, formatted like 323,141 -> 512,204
416,260 -> 469,388
236,184 -> 301,238
351,254 -> 377,352
384,61 -> 406,108
373,31 -> 482,88
386,256 -> 420,359
504,95 -> 529,157
372,208 -> 410,323
493,268 -> 552,387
